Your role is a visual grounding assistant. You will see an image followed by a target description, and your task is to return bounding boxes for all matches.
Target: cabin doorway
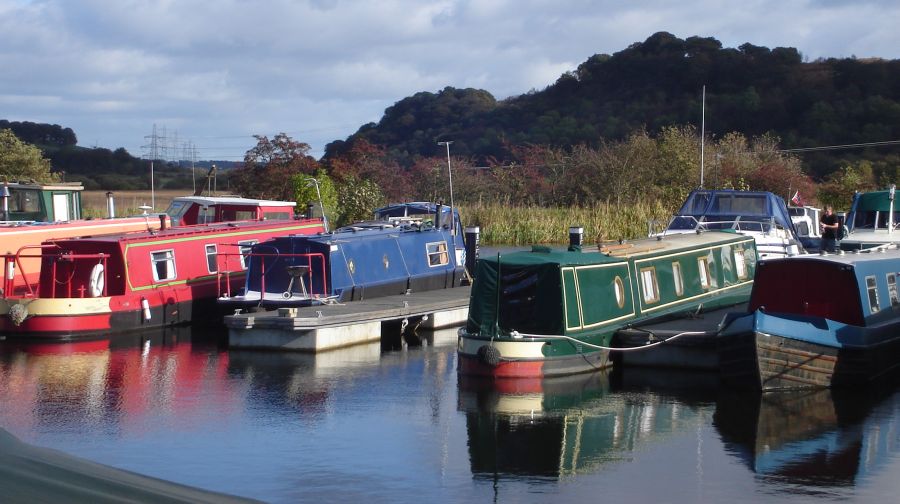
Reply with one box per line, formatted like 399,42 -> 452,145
52,193 -> 70,221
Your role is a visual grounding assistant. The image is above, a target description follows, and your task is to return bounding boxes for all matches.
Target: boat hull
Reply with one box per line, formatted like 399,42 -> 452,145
457,331 -> 613,378
718,310 -> 900,390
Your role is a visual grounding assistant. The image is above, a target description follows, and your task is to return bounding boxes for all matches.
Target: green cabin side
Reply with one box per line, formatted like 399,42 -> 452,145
1,182 -> 83,222
466,233 -> 757,344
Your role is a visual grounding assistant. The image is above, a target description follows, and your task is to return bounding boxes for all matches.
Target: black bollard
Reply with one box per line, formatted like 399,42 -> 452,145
464,226 -> 480,277
568,226 -> 583,252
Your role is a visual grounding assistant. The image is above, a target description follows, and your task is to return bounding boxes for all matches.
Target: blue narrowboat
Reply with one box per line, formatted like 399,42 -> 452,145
219,202 -> 467,309
718,248 -> 900,390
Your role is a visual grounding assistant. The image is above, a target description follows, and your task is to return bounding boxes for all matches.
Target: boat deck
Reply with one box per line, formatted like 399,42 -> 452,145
226,287 -> 471,352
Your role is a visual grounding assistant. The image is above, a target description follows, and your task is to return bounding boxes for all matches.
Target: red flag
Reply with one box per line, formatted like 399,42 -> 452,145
791,191 -> 802,206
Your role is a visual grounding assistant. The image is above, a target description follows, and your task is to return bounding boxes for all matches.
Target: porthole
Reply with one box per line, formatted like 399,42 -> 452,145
614,276 -> 625,308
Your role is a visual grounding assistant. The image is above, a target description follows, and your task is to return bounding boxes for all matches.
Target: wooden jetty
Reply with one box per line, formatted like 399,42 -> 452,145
225,287 -> 470,352
613,304 -> 747,371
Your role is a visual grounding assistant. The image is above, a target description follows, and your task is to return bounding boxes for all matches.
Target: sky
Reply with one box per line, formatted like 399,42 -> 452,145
1,0 -> 898,162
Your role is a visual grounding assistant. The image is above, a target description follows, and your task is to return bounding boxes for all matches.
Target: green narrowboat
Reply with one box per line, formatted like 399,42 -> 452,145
458,231 -> 758,378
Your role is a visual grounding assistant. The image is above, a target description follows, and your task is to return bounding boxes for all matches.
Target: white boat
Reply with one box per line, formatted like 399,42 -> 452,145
658,189 -> 804,259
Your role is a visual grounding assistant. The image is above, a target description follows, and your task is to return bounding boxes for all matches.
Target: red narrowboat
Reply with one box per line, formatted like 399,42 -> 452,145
1,196 -> 325,339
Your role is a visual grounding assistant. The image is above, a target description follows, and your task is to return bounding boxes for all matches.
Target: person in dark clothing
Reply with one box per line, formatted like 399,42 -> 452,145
820,205 -> 839,252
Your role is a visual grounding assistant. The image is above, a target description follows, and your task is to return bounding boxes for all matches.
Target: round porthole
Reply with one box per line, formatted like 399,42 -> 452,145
348,259 -> 356,275
614,276 -> 625,308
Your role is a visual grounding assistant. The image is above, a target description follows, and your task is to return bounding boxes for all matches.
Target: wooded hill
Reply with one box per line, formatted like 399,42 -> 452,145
4,32 -> 899,189
325,32 -> 900,180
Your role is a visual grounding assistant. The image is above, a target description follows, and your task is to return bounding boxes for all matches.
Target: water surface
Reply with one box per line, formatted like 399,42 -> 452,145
1,327 -> 899,503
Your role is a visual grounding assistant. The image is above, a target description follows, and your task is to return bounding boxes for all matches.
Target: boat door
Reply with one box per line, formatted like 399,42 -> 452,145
52,193 -> 70,221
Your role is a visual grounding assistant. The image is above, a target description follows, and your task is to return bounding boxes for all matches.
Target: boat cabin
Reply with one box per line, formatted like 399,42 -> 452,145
748,252 -> 900,328
842,189 -> 900,250
221,202 -> 466,307
164,196 -> 296,226
467,232 -> 757,340
1,181 -> 83,223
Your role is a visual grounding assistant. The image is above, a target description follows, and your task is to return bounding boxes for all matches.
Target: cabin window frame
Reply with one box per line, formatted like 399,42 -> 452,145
672,262 -> 684,296
866,275 -> 880,313
698,257 -> 711,289
639,266 -> 660,304
888,273 -> 900,308
150,249 -> 177,282
205,244 -> 218,274
426,241 -> 450,267
238,240 -> 258,270
733,250 -> 748,279
614,276 -> 626,308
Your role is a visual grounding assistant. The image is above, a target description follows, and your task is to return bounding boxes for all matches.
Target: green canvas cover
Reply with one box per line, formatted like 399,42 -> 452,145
466,249 -> 623,338
853,190 -> 893,212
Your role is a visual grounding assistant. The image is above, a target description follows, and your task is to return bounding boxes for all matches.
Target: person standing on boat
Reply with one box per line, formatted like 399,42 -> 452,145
820,205 -> 840,252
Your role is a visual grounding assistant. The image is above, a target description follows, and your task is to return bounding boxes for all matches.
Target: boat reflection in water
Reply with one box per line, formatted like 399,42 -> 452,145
0,327 -> 238,435
457,369 -> 715,479
714,382 -> 900,488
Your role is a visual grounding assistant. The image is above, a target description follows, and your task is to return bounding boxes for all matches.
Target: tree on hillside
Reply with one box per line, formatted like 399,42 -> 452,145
233,133 -> 319,201
0,129 -> 58,183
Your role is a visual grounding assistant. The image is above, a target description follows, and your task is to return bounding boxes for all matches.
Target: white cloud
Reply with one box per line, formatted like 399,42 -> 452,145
0,0 -> 897,159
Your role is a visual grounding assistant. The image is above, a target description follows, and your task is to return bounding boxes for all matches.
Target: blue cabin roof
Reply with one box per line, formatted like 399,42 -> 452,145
242,221 -> 464,303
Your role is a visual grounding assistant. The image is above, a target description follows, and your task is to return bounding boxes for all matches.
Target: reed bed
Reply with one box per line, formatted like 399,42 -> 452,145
458,199 -> 674,245
81,190 -> 185,217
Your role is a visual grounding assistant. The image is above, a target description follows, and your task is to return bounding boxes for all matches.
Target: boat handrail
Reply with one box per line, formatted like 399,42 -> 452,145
216,251 -> 328,299
2,245 -> 111,299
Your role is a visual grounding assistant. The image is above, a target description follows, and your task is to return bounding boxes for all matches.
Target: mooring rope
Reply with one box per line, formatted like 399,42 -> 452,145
507,329 -> 709,352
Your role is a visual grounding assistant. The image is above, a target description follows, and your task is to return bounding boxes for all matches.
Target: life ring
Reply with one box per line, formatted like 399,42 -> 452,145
89,263 -> 105,297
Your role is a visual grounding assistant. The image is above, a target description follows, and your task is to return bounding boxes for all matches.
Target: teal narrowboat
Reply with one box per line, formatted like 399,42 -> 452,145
458,231 -> 758,378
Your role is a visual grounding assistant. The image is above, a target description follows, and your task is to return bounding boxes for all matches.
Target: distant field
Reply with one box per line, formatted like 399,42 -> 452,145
82,190 -> 186,217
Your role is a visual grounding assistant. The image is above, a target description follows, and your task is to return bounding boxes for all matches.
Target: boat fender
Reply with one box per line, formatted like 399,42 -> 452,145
477,345 -> 501,367
8,303 -> 28,326
141,297 -> 151,320
88,263 -> 105,297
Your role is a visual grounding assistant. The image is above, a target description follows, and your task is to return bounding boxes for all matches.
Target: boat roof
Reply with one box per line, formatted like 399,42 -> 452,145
47,219 -> 301,246
763,247 -> 900,267
674,189 -> 797,232
4,181 -> 84,192
484,231 -> 753,267
848,190 -> 895,212
170,196 -> 296,207
374,202 -> 457,216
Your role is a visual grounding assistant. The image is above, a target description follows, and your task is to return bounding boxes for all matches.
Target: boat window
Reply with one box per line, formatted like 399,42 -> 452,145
734,251 -> 748,279
698,257 -> 711,289
888,273 -> 899,308
640,267 -> 659,303
427,241 -> 449,267
205,244 -> 218,273
866,276 -> 880,313
197,206 -> 213,224
10,189 -> 41,213
263,211 -> 291,220
672,262 -> 684,296
238,240 -> 258,270
151,250 -> 177,282
614,276 -> 625,308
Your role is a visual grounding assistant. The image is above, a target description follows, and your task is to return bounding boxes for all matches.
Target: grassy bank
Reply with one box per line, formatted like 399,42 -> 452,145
81,190 -> 185,217
458,199 -> 674,246
80,191 -> 675,246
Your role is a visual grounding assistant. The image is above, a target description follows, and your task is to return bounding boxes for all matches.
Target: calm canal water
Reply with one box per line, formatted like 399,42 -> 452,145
1,326 -> 899,503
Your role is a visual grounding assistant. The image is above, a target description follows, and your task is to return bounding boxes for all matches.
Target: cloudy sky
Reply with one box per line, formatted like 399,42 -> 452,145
1,0 -> 898,161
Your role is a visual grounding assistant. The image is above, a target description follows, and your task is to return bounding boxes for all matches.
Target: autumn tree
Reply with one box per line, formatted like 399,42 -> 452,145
233,133 -> 319,201
0,129 -> 58,183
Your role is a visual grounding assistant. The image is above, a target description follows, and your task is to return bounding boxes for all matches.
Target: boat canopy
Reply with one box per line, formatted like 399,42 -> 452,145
467,249 -> 623,339
374,202 -> 462,234
845,190 -> 900,231
667,190 -> 798,235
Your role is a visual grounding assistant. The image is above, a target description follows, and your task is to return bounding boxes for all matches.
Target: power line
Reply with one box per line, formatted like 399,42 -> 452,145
779,139 -> 900,153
